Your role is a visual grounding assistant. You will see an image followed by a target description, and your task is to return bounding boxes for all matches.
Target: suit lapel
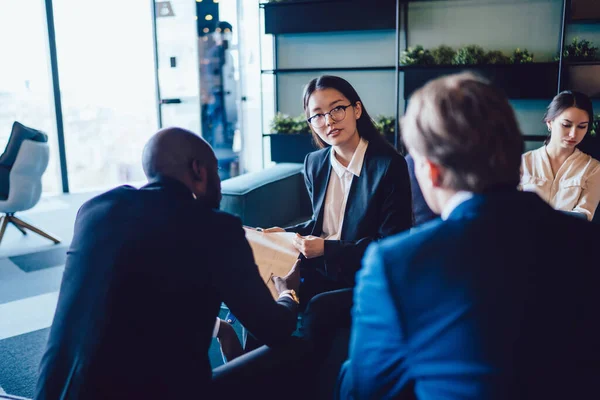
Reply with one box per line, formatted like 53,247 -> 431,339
312,148 -> 333,236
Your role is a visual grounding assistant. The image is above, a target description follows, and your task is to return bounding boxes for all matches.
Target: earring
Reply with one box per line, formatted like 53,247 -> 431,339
547,126 -> 551,132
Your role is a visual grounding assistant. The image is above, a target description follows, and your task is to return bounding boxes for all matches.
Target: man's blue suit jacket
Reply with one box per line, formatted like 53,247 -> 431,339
341,190 -> 600,399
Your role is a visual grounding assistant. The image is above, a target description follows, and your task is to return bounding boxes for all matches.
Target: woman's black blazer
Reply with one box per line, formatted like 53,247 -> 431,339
286,139 -> 413,286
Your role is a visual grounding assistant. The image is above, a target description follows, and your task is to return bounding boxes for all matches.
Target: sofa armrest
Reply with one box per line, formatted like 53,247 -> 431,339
220,163 -> 311,228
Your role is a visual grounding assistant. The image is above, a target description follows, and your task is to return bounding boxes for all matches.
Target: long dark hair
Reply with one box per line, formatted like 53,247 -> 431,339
543,90 -> 594,145
302,75 -> 390,149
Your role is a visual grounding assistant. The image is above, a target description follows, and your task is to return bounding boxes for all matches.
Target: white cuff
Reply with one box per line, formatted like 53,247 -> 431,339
212,317 -> 221,338
278,290 -> 293,301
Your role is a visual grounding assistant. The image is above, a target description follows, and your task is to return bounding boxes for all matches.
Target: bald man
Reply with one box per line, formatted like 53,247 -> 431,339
35,128 -> 300,400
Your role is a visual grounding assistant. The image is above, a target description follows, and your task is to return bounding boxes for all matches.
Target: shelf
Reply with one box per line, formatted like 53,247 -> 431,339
564,60 -> 600,66
568,19 -> 600,24
402,62 -> 559,100
261,0 -> 448,4
570,0 -> 600,22
260,0 -> 339,6
564,63 -> 600,98
522,135 -> 546,142
261,66 -> 396,74
262,0 -> 396,34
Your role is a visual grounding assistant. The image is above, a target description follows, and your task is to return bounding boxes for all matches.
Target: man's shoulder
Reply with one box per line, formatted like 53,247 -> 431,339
78,185 -> 242,227
375,218 -> 448,261
361,220 -> 452,293
78,185 -> 138,214
209,208 -> 244,228
175,206 -> 244,234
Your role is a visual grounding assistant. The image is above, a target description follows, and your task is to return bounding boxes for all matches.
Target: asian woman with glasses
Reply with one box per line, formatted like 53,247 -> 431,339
263,75 -> 413,305
240,76 -> 414,389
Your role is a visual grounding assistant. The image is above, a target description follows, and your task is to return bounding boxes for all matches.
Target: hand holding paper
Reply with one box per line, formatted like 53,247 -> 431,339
243,227 -> 301,299
272,259 -> 301,294
262,226 -> 286,233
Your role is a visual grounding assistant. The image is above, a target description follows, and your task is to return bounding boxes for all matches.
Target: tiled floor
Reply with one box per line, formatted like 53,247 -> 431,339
0,191 -> 98,397
0,192 -> 96,259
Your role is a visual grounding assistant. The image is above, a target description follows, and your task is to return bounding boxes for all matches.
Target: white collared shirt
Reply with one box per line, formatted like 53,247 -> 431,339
520,147 -> 600,221
321,138 -> 369,240
441,191 -> 474,220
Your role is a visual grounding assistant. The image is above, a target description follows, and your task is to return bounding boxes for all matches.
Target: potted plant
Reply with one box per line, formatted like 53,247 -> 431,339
485,50 -> 512,65
453,45 -> 487,65
374,115 -> 397,144
592,114 -> 600,137
400,45 -> 435,66
565,60 -> 600,97
511,48 -> 535,64
561,37 -> 599,62
269,112 -> 310,136
431,45 -> 456,65
268,113 -> 316,163
562,38 -> 600,99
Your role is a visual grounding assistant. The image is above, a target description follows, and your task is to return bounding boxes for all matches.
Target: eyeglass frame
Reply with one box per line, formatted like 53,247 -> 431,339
306,103 -> 355,128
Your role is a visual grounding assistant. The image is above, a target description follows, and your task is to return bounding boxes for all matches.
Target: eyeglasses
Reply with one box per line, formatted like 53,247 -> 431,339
307,104 -> 354,129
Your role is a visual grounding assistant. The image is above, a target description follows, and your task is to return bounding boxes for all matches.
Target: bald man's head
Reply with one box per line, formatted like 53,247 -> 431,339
142,127 -> 221,208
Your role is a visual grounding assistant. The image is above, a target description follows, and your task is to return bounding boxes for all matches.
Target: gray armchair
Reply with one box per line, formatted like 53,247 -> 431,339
0,122 -> 60,245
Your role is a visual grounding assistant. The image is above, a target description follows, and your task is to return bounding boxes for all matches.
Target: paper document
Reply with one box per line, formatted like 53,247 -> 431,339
243,228 -> 299,299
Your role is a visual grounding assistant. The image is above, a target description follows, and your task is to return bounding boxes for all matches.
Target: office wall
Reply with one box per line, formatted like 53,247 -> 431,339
275,30 -> 397,118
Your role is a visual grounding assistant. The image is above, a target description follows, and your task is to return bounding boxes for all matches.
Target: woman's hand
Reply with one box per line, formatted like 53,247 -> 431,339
293,233 -> 325,259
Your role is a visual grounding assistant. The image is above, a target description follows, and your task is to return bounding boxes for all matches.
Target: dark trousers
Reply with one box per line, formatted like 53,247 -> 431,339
212,336 -> 315,400
243,263 -> 350,351
236,288 -> 354,399
299,263 -> 340,307
299,288 -> 353,353
300,288 -> 354,399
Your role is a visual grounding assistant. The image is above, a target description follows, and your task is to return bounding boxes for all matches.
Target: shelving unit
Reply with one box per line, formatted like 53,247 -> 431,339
259,0 -> 600,164
261,66 -> 397,74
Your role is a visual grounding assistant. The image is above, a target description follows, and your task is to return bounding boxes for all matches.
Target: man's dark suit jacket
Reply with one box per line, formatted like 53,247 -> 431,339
405,153 -> 438,226
35,178 -> 297,400
340,190 -> 600,399
286,139 -> 413,287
